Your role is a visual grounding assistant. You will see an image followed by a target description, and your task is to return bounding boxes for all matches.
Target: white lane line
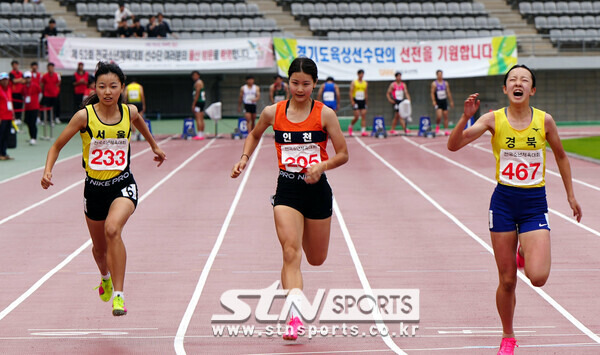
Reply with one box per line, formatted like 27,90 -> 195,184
404,137 -> 600,238
174,139 -> 263,355
357,137 -> 600,344
0,153 -> 82,185
0,139 -> 214,322
333,198 -> 407,355
471,142 -> 600,192
0,137 -> 172,227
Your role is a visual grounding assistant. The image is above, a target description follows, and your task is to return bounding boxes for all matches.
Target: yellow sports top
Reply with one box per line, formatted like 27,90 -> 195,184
492,107 -> 546,188
81,104 -> 131,180
125,83 -> 142,103
352,79 -> 367,100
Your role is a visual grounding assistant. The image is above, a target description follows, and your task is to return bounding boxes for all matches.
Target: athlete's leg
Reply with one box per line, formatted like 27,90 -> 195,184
274,205 -> 305,290
195,111 -> 205,133
250,113 -> 257,132
103,198 -> 135,292
399,115 -> 407,132
491,230 -> 518,338
360,109 -> 367,130
244,112 -> 252,132
86,218 -> 109,276
350,108 -> 359,126
436,108 -> 442,126
442,109 -> 449,130
302,217 -> 331,266
518,229 -> 551,287
390,111 -> 399,131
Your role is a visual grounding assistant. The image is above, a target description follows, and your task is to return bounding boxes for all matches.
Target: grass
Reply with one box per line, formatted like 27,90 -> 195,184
561,136 -> 600,160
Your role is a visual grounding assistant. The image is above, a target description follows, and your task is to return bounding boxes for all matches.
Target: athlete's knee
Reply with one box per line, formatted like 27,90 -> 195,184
92,245 -> 106,257
527,271 -> 549,287
104,223 -> 122,241
282,244 -> 301,264
306,252 -> 327,266
498,273 -> 517,291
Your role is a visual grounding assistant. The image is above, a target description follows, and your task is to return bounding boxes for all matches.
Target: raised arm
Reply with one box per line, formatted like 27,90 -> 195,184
447,93 -> 493,151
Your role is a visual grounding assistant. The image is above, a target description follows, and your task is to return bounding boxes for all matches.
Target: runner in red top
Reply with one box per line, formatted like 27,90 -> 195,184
231,57 -> 348,341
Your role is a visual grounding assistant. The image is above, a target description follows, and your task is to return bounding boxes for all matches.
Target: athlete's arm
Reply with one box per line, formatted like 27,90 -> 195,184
140,85 -> 146,114
254,86 -> 261,103
349,81 -> 355,105
447,93 -> 493,151
284,83 -> 290,100
404,85 -> 411,102
192,81 -> 201,112
305,106 -> 349,184
269,84 -> 275,104
364,82 -> 368,105
129,104 -> 166,167
317,84 -> 324,101
430,81 -> 437,107
545,113 -> 582,222
334,85 -> 340,110
231,104 -> 275,178
41,109 -> 88,189
386,83 -> 395,104
446,81 -> 454,108
237,86 -> 243,112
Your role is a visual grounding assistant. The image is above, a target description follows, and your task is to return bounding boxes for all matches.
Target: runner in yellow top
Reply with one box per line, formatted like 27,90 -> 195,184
124,79 -> 146,141
348,69 -> 368,136
447,65 -> 582,355
41,62 -> 166,317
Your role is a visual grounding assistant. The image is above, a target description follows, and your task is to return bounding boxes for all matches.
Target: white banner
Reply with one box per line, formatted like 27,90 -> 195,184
47,37 -> 275,72
274,36 -> 517,81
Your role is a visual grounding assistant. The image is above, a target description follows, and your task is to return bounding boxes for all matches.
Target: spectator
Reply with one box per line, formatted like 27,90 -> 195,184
41,18 -> 57,40
0,72 -> 15,161
157,13 -> 175,38
269,75 -> 289,104
30,61 -> 42,86
20,71 -> 42,145
83,80 -> 95,102
9,60 -> 25,120
114,2 -> 134,29
41,62 -> 61,124
73,62 -> 89,111
146,15 -> 158,38
130,18 -> 145,38
116,19 -> 130,38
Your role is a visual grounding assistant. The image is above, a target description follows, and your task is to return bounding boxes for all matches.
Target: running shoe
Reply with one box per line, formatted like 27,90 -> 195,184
282,316 -> 303,341
389,130 -> 398,135
435,126 -> 440,134
192,135 -> 205,140
516,244 -> 525,269
405,129 -> 411,134
348,126 -> 353,137
444,130 -> 450,136
95,276 -> 113,302
497,337 -> 517,355
112,295 -> 127,316
361,131 -> 369,137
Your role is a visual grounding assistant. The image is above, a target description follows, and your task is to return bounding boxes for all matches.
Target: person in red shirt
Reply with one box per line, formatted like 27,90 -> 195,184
9,60 -> 25,118
0,72 -> 15,160
21,71 -> 42,145
73,62 -> 89,112
41,62 -> 61,124
30,61 -> 42,86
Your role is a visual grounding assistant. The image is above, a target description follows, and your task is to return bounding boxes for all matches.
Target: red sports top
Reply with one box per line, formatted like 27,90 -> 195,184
73,71 -> 89,95
41,72 -> 61,98
0,86 -> 13,120
21,82 -> 41,111
273,100 -> 328,173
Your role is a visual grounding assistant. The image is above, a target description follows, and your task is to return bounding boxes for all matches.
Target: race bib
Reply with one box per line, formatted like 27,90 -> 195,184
25,96 -> 31,104
7,101 -> 13,111
323,91 -> 335,102
128,90 -> 139,100
281,143 -> 321,173
395,90 -> 404,100
245,93 -> 255,104
88,137 -> 129,171
437,89 -> 447,100
354,91 -> 365,100
274,95 -> 285,103
201,91 -> 206,101
499,149 -> 544,186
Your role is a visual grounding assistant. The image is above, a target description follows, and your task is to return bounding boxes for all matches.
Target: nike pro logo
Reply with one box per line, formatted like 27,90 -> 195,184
539,223 -> 547,227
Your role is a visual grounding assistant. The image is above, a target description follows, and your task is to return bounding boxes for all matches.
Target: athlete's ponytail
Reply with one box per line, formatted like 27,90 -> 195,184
81,61 -> 127,108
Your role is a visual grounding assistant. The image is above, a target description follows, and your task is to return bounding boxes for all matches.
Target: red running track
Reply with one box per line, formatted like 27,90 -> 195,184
0,127 -> 599,354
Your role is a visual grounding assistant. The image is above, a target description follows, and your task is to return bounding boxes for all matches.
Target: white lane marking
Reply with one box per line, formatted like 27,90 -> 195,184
332,197 -> 407,355
357,137 -> 600,344
0,139 -> 214,322
0,153 -> 81,185
174,139 -> 263,355
0,137 -> 172,227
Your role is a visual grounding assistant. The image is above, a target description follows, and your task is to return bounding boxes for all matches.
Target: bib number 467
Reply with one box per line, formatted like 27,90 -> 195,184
501,162 -> 540,181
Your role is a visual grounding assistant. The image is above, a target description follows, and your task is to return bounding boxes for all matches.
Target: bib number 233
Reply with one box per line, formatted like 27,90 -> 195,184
89,138 -> 129,171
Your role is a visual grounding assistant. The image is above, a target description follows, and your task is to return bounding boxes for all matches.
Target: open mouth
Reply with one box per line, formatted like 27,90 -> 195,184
513,90 -> 523,97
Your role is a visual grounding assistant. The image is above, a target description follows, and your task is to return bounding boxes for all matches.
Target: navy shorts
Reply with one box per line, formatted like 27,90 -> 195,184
272,170 -> 333,220
489,183 -> 550,234
84,170 -> 138,221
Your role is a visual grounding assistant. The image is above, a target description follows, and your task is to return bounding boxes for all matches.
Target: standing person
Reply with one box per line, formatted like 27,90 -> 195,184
73,62 -> 89,112
190,71 -> 206,140
40,18 -> 57,52
348,69 -> 368,137
124,78 -> 146,141
41,62 -> 61,124
386,71 -> 411,135
83,80 -> 95,102
317,76 -> 340,112
20,71 -> 42,145
269,75 -> 289,104
9,60 -> 25,122
237,75 -> 260,132
114,2 -> 134,29
156,13 -> 175,38
231,57 -> 348,341
0,72 -> 15,160
30,61 -> 42,86
41,62 -> 166,316
447,65 -> 582,355
146,15 -> 158,38
431,69 -> 454,136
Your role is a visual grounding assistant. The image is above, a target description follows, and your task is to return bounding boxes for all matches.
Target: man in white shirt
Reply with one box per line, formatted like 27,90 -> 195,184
114,2 -> 134,29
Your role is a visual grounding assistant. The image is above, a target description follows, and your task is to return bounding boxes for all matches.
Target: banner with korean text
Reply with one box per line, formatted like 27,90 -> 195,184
47,37 -> 275,72
274,36 -> 517,81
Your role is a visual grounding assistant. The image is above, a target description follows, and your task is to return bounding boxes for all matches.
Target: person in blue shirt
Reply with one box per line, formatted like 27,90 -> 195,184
317,77 -> 340,112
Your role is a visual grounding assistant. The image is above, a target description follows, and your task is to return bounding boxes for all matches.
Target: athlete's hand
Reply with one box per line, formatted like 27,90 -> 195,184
41,171 -> 54,189
463,93 -> 480,118
305,162 -> 326,184
569,197 -> 582,222
231,159 -> 247,178
153,147 -> 166,167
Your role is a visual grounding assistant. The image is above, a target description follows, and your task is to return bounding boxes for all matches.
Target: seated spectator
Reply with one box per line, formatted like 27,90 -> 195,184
116,19 -> 131,38
41,19 -> 57,40
130,18 -> 145,38
146,16 -> 158,38
157,13 -> 176,38
114,2 -> 134,29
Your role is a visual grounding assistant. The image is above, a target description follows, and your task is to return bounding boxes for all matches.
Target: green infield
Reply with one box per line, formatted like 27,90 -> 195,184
561,136 -> 600,161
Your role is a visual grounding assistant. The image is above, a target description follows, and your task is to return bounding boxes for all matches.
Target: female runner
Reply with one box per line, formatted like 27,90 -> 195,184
41,62 -> 166,316
231,57 -> 348,340
447,65 -> 582,354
